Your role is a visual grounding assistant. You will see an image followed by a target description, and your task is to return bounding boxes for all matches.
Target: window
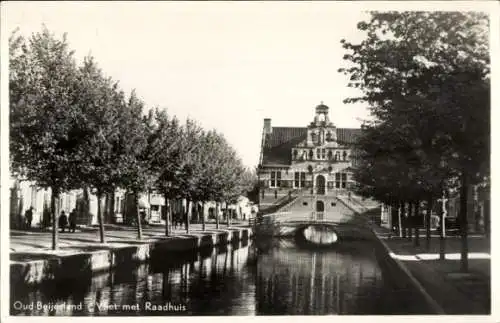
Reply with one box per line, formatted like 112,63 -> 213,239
316,148 -> 321,159
293,150 -> 298,160
343,151 -> 347,161
303,202 -> 308,206
309,149 -> 314,160
328,150 -> 333,160
271,171 -> 281,188
342,173 -> 347,188
335,173 -> 341,188
322,149 -> 326,159
294,172 -> 306,188
335,151 -> 340,161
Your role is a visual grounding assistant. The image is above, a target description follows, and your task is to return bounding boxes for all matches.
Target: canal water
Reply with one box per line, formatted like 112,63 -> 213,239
11,236 -> 433,315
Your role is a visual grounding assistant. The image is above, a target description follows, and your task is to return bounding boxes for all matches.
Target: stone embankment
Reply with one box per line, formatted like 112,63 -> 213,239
11,226 -> 253,287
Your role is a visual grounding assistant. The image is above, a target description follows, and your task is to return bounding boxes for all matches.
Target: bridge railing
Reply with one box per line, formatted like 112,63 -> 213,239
310,211 -> 329,221
249,211 -> 292,227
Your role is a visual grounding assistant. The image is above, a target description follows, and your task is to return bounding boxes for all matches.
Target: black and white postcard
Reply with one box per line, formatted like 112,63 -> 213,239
1,1 -> 498,321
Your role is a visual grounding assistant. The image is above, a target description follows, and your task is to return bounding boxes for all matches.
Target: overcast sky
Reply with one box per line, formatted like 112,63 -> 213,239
3,2 -> 497,168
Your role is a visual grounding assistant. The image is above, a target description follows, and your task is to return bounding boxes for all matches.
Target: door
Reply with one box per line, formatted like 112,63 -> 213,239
316,200 -> 325,212
316,200 -> 325,220
316,175 -> 326,195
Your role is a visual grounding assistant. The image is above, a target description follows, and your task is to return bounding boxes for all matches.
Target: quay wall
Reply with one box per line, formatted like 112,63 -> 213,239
11,228 -> 253,287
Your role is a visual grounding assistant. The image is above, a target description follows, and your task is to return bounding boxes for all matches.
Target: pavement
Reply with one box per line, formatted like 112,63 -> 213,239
371,224 -> 491,315
10,222 -> 250,259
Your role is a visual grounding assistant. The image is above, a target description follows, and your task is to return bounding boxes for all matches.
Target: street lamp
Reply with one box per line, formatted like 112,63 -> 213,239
438,158 -> 448,260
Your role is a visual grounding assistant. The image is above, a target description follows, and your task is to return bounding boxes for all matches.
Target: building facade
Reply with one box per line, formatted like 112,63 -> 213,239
257,103 -> 361,213
9,177 -> 254,229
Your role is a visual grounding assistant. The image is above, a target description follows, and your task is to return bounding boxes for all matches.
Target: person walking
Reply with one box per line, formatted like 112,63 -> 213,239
25,207 -> 34,230
59,211 -> 68,233
69,208 -> 77,233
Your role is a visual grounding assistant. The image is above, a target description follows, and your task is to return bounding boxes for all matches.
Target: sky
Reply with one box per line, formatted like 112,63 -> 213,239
3,1 -> 497,169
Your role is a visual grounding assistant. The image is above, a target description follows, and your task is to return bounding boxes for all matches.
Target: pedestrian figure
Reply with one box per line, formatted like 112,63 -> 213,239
25,207 -> 34,230
59,211 -> 68,233
69,208 -> 77,233
173,212 -> 180,230
140,210 -> 147,224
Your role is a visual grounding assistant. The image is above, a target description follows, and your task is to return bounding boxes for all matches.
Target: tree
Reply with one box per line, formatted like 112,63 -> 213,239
118,91 -> 156,240
149,108 -> 182,236
10,27 -> 83,250
75,56 -> 125,243
340,12 -> 489,270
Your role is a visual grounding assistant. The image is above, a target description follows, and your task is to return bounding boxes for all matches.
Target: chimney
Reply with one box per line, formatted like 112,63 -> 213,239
263,118 -> 272,134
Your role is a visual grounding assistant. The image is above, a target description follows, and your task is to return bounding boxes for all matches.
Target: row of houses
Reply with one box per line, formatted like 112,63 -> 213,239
9,177 -> 257,229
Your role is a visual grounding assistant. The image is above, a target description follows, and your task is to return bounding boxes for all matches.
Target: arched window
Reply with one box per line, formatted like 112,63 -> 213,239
328,150 -> 333,160
309,149 -> 314,160
335,151 -> 340,161
316,148 -> 321,159
343,151 -> 347,161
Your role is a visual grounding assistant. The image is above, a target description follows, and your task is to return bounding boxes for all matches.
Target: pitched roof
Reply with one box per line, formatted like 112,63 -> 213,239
261,127 -> 361,167
262,127 -> 307,166
336,128 -> 362,145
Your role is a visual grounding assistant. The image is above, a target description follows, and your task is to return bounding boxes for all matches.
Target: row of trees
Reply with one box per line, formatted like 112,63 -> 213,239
340,12 -> 490,272
9,27 -> 257,250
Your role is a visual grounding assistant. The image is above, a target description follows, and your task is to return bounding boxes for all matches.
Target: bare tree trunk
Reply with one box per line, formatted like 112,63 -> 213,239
163,192 -> 170,236
97,189 -> 106,243
186,200 -> 191,234
398,201 -> 403,238
414,200 -> 420,247
407,202 -> 413,241
103,193 -> 110,224
216,201 -> 220,229
439,187 -> 447,260
135,192 -> 143,240
202,201 -> 206,231
459,172 -> 469,272
51,187 -> 60,250
110,190 -> 116,224
226,202 -> 230,227
425,195 -> 433,251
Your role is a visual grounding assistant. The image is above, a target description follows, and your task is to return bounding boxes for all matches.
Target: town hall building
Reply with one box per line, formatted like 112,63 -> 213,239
257,103 -> 361,213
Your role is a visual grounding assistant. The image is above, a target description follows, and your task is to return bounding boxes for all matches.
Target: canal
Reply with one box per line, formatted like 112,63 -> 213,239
11,236 -> 434,315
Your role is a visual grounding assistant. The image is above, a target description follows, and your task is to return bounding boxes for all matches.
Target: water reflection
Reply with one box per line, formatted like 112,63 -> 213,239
11,237 -> 430,316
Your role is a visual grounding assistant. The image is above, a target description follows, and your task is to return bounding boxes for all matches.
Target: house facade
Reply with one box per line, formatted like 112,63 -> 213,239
257,103 -> 361,213
9,176 -> 253,229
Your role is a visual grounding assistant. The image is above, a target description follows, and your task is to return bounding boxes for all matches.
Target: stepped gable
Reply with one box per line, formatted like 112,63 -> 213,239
262,127 -> 362,166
